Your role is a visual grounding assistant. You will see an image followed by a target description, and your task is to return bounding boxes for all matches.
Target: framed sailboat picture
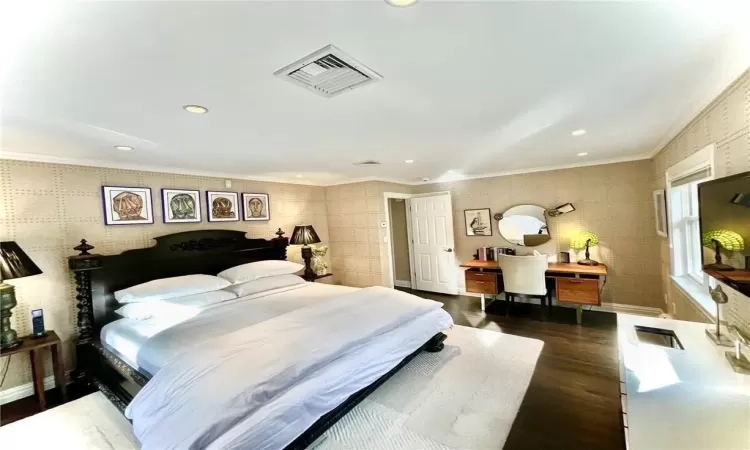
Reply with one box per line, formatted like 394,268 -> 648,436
464,208 -> 492,236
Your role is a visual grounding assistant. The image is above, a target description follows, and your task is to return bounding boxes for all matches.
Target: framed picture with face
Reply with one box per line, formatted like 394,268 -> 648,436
242,193 -> 270,221
101,186 -> 154,225
162,189 -> 201,223
206,191 -> 240,222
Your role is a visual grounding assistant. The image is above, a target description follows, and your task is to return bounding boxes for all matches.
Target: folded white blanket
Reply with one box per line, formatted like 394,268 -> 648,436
125,286 -> 452,450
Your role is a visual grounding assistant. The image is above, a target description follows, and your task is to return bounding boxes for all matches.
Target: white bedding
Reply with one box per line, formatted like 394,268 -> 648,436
125,286 -> 453,450
101,282 -> 357,375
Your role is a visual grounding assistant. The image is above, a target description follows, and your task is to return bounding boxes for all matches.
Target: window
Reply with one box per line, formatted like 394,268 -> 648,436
665,144 -> 715,314
670,180 -> 705,284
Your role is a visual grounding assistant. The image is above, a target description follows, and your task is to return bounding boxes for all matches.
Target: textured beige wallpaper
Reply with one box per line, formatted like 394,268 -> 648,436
413,160 -> 662,309
325,181 -> 412,288
0,159 -> 328,391
651,69 -> 750,334
388,199 -> 411,283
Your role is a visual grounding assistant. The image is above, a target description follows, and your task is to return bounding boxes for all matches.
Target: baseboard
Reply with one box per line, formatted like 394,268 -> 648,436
394,280 -> 412,288
461,291 -> 663,317
0,375 -> 60,405
596,303 -> 663,317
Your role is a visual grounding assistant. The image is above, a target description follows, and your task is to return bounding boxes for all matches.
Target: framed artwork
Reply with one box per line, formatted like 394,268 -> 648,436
653,189 -> 668,237
242,193 -> 270,221
206,191 -> 240,222
162,189 -> 201,223
464,208 -> 492,236
101,186 -> 154,225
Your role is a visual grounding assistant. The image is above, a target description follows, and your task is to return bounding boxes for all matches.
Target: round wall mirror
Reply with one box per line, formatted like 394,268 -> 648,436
497,204 -> 551,247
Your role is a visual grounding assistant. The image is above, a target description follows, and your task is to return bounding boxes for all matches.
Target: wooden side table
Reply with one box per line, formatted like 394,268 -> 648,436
0,330 -> 67,411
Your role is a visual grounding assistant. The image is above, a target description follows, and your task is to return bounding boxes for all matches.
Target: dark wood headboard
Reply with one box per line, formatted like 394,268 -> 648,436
68,229 -> 289,343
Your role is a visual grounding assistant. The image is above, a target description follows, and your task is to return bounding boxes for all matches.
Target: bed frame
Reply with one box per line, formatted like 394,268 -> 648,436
67,229 -> 446,448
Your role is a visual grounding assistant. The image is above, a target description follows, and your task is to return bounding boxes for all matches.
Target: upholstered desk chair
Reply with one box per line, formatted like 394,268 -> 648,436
497,254 -> 551,318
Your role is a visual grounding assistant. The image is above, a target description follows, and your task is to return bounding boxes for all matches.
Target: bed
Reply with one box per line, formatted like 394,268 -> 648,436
68,229 -> 450,449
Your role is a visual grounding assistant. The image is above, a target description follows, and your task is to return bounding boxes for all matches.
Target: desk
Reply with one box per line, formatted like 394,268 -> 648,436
460,260 -> 608,324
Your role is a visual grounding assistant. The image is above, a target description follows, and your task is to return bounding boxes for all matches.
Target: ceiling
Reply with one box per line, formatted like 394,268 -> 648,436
1,0 -> 748,186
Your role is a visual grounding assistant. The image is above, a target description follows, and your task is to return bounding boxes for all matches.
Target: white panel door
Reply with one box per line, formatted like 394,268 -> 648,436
409,193 -> 457,295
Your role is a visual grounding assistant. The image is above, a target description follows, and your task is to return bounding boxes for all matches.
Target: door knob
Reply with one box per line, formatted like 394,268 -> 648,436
444,248 -> 453,252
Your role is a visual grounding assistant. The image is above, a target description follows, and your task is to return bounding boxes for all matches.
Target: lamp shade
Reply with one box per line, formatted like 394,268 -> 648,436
702,230 -> 745,251
290,225 -> 321,246
570,231 -> 599,250
0,241 -> 42,281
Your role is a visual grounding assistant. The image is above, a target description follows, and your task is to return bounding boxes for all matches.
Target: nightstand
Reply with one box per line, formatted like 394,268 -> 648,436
0,330 -> 67,411
302,273 -> 333,283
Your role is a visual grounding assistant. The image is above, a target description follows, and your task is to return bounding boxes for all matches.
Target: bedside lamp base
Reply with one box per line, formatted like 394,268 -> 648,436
300,245 -> 316,280
0,282 -> 21,349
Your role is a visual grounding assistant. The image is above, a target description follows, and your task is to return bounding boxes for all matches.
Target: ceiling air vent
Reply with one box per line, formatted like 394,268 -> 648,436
274,45 -> 383,98
353,160 -> 381,166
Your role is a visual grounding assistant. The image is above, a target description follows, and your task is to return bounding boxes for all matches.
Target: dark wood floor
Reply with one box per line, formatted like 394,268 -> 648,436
401,288 -> 625,450
2,291 -> 624,450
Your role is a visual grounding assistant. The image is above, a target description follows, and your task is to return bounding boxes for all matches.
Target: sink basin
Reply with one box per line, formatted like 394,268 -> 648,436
634,325 -> 684,350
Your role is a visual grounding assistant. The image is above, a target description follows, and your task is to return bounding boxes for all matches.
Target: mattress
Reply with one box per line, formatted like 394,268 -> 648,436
125,286 -> 454,449
101,282 -> 357,375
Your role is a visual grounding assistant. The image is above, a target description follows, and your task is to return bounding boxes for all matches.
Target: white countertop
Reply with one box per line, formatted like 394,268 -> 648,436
617,314 -> 750,450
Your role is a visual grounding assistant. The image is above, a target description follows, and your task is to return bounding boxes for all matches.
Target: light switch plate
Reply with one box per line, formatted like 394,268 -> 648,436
225,179 -> 232,188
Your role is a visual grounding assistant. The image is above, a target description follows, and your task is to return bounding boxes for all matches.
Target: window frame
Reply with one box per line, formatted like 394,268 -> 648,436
664,144 -> 715,315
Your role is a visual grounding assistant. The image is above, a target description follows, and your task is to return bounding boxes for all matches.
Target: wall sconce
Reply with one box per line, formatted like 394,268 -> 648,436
547,203 -> 576,217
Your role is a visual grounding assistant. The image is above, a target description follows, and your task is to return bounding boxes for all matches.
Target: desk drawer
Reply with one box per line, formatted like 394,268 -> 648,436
465,271 -> 497,282
466,279 -> 498,295
556,278 -> 600,305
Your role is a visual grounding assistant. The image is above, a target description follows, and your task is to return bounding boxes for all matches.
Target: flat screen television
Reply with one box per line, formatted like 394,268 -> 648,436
698,171 -> 750,296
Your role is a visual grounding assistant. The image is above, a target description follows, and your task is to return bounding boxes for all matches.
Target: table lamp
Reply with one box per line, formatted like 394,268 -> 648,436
290,225 -> 321,279
1,241 -> 43,349
570,231 -> 600,266
702,230 -> 744,271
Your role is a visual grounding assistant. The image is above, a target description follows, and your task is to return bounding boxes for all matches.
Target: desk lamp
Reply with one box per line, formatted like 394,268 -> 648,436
1,242 -> 43,349
571,231 -> 600,266
702,230 -> 744,271
291,225 -> 321,279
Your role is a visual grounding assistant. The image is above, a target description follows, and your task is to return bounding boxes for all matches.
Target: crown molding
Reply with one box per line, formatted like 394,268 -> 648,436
0,150 -> 320,186
322,175 -> 417,187
416,153 -> 652,186
1,149 -> 651,188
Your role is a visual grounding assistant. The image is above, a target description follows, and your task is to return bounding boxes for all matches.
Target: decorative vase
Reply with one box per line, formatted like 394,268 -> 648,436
311,255 -> 327,276
310,245 -> 329,276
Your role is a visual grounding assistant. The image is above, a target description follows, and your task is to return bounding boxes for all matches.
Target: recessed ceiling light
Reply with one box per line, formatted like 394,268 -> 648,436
114,145 -> 133,151
385,0 -> 418,7
183,105 -> 208,114
405,159 -> 414,163
571,129 -> 586,137
577,152 -> 589,156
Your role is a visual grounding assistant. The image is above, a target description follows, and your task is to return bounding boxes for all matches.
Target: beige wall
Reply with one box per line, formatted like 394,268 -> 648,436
651,69 -> 750,334
388,198 -> 411,283
0,159 -> 328,392
414,160 -> 663,309
325,181 -> 412,288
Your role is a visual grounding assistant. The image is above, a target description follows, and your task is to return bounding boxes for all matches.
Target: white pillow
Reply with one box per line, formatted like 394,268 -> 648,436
115,290 -> 237,320
115,274 -> 231,304
224,274 -> 306,298
217,260 -> 304,285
